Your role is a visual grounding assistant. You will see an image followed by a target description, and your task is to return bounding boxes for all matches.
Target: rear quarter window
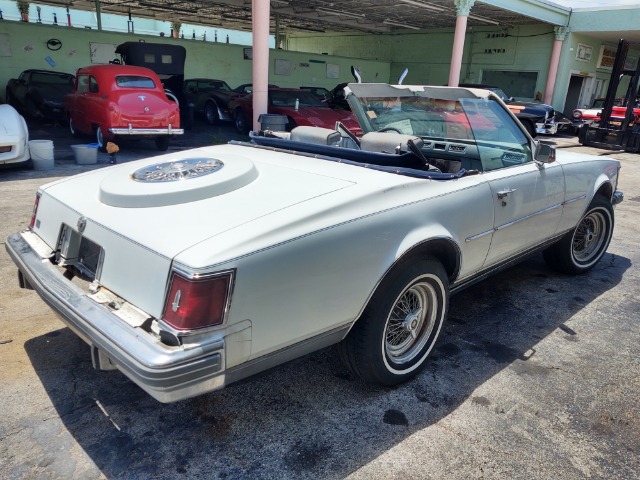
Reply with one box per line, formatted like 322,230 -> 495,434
115,76 -> 156,88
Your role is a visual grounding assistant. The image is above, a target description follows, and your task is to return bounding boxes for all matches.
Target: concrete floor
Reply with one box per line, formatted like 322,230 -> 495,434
0,123 -> 638,479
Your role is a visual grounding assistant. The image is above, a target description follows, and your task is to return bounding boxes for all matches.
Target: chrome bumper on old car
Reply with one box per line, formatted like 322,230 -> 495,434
612,191 -> 624,206
108,124 -> 184,136
6,232 -> 225,403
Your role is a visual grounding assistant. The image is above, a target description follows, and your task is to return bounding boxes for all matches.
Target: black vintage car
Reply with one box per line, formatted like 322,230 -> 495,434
458,83 -> 572,136
114,42 -> 192,127
5,69 -> 75,122
183,78 -> 241,125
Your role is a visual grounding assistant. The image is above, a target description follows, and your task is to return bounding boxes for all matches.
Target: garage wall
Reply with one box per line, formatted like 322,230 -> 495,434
552,32 -> 640,114
288,24 -> 557,101
0,22 -> 389,102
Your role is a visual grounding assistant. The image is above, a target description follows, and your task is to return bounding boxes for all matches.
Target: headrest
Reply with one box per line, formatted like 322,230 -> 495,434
290,126 -> 341,145
360,132 -> 424,154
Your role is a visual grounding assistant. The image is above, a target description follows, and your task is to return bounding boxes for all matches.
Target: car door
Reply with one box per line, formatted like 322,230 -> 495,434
14,71 -> 30,111
482,161 -> 564,266
72,74 -> 91,133
461,97 -> 565,267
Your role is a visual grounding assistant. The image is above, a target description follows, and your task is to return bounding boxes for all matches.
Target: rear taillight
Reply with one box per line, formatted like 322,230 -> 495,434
572,110 -> 582,119
29,193 -> 41,229
162,271 -> 233,331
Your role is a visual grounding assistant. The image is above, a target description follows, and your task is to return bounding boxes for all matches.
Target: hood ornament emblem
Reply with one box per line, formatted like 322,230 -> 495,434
77,216 -> 87,233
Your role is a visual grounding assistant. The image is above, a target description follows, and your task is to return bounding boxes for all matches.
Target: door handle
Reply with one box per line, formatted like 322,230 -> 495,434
497,188 -> 517,199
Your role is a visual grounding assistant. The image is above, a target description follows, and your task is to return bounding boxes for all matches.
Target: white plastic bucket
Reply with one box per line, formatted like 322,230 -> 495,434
28,140 -> 55,170
71,144 -> 99,165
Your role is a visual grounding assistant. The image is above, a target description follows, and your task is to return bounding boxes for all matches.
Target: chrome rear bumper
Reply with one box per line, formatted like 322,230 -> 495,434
108,125 -> 184,136
5,232 -> 225,403
612,190 -> 624,206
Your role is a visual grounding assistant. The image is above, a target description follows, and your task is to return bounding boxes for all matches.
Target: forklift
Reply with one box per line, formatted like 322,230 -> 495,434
579,39 -> 640,152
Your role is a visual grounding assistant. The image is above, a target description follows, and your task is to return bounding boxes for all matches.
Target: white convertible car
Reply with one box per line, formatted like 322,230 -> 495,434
7,83 -> 623,403
0,104 -> 30,166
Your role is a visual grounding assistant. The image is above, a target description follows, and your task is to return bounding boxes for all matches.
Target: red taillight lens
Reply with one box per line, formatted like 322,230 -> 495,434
29,193 -> 41,229
162,271 -> 232,331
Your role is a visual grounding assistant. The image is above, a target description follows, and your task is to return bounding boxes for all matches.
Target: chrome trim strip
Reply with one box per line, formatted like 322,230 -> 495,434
495,203 -> 562,232
452,231 -> 568,294
108,128 -> 184,135
226,324 -> 350,385
465,229 -> 493,242
6,232 -> 225,403
564,194 -> 587,205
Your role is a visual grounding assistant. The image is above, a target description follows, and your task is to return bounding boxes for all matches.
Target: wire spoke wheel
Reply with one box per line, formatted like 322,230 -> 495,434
543,196 -> 613,274
385,282 -> 437,364
340,256 -> 448,386
572,211 -> 606,263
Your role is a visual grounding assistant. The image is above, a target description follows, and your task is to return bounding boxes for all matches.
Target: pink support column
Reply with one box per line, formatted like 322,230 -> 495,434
448,0 -> 475,87
252,0 -> 270,132
543,27 -> 568,105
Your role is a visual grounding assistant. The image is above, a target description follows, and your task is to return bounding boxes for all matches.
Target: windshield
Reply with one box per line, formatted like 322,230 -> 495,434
488,87 -> 510,101
346,86 -> 532,171
30,72 -> 74,85
270,90 -> 325,107
196,80 -> 231,91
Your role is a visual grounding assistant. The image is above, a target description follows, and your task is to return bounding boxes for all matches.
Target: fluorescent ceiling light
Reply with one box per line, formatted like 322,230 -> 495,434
468,14 -> 500,25
398,0 -> 445,12
316,7 -> 365,19
383,19 -> 421,30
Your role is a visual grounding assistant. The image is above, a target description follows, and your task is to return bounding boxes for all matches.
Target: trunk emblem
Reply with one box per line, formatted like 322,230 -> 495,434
132,158 -> 224,182
77,216 -> 87,233
138,95 -> 146,101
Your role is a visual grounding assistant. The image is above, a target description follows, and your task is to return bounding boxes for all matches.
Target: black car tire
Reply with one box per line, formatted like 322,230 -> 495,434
69,116 -> 80,138
340,256 -> 448,386
235,108 -> 249,134
543,196 -> 614,274
204,101 -> 220,125
521,120 -> 536,138
155,136 -> 170,151
95,126 -> 107,152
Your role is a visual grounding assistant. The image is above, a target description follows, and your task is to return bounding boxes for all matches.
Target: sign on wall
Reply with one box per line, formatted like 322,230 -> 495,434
597,45 -> 616,70
575,43 -> 593,63
327,63 -> 339,79
275,58 -> 292,76
90,43 -> 117,64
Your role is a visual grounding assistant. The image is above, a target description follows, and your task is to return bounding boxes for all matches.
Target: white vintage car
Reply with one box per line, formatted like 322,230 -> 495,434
7,83 -> 623,403
0,104 -> 30,166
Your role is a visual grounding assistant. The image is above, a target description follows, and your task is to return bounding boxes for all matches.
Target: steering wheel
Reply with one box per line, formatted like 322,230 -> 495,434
378,127 -> 403,134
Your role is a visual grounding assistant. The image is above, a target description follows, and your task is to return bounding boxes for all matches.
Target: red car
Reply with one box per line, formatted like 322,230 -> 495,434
65,65 -> 183,151
572,97 -> 640,129
229,87 -> 361,134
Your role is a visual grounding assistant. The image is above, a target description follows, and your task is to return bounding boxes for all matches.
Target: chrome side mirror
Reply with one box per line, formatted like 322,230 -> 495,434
534,141 -> 556,164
